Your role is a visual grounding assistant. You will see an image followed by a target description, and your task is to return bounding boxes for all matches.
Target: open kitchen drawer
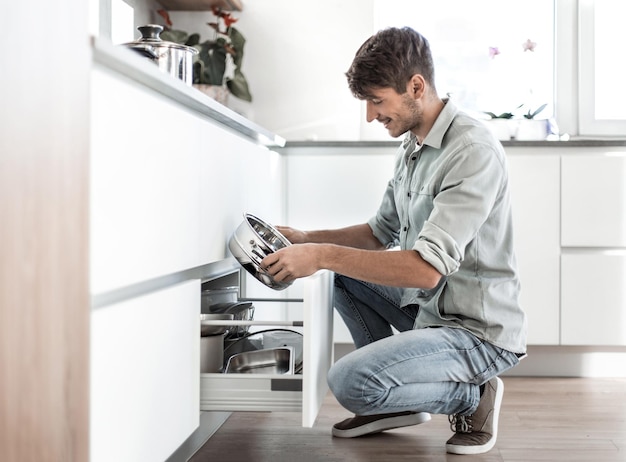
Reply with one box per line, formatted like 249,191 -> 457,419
199,269 -> 334,427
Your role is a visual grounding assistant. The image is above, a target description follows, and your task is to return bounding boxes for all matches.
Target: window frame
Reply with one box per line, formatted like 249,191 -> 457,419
578,0 -> 626,136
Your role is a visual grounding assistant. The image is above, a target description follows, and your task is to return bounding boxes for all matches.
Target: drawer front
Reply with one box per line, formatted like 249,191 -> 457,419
90,280 -> 200,462
90,67 -> 203,294
561,252 -> 626,345
561,154 -> 626,247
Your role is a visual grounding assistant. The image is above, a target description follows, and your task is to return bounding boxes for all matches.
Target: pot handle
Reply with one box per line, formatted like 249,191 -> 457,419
137,24 -> 164,42
129,46 -> 158,60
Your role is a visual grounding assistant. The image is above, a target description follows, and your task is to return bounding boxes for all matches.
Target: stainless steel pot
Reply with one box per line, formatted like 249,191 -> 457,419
228,213 -> 293,291
123,24 -> 197,86
200,313 -> 234,373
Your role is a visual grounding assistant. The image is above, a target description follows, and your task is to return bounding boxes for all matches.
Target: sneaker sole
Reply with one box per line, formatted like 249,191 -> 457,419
332,412 -> 431,438
446,377 -> 504,455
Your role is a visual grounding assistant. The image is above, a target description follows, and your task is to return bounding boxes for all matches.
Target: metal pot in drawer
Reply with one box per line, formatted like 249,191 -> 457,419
224,347 -> 294,375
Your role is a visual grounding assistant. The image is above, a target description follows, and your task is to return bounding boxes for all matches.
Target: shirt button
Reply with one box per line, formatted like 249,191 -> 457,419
407,192 -> 411,198
412,156 -> 417,160
403,226 -> 408,232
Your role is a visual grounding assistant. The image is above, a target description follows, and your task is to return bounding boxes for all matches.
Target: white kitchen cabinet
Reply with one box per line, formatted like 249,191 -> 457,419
561,252 -> 626,345
90,65 -> 204,294
561,154 -> 626,247
284,147 -> 562,346
507,153 -> 561,344
90,41 -> 298,461
91,280 -> 200,462
560,152 -> 626,345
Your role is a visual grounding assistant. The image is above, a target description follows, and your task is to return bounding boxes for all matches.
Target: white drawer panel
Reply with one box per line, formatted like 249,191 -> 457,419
91,280 -> 200,462
561,252 -> 626,345
561,154 -> 626,247
90,66 -> 203,294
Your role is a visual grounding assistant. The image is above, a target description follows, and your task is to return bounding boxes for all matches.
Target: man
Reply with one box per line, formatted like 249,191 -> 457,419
261,27 -> 527,455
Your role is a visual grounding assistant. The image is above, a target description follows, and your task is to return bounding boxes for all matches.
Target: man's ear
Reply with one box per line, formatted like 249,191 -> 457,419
409,74 -> 425,98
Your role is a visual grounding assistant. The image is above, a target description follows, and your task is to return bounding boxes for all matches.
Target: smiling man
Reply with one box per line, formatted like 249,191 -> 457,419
261,27 -> 527,455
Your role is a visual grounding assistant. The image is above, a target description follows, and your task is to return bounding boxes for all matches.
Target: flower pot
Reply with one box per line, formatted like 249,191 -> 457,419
484,119 -> 516,141
194,84 -> 229,106
515,119 -> 549,141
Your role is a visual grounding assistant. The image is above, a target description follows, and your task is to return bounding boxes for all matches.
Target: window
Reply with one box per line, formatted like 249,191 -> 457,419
373,0 -> 555,120
579,0 -> 626,136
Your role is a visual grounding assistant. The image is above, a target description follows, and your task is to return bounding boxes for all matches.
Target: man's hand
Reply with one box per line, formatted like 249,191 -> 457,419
275,225 -> 307,244
261,244 -> 322,282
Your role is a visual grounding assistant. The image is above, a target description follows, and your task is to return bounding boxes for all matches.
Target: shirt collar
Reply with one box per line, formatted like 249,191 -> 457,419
401,98 -> 459,151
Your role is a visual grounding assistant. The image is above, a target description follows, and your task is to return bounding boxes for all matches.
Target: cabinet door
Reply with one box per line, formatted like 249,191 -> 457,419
91,280 -> 200,462
561,252 -> 626,345
90,66 -> 203,294
562,154 -> 626,247
507,154 -> 561,344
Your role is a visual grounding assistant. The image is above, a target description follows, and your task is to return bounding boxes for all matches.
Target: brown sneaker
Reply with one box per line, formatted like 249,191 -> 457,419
332,411 -> 431,438
446,377 -> 504,455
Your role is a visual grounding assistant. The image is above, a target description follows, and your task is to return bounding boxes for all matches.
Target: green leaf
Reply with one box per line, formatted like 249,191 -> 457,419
226,70 -> 252,101
160,29 -> 188,44
186,33 -> 201,47
194,42 -> 227,85
525,103 -> 548,119
228,27 -> 246,54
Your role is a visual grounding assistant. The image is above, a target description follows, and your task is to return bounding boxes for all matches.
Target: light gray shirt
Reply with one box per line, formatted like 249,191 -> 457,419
367,99 -> 527,354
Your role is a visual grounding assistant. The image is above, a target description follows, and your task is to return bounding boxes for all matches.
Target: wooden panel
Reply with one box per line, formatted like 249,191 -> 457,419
0,1 -> 90,461
157,0 -> 243,11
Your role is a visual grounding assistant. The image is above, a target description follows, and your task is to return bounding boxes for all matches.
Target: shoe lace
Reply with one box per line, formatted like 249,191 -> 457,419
448,414 -> 473,433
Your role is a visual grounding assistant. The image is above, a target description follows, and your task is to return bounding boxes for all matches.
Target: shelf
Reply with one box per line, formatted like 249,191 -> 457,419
157,0 -> 243,11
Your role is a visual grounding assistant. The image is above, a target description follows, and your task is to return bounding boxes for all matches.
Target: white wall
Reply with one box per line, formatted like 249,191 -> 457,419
167,1 -> 578,141
168,0 -> 376,141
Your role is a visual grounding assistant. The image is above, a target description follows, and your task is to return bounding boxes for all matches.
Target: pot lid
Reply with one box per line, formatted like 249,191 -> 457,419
124,24 -> 198,54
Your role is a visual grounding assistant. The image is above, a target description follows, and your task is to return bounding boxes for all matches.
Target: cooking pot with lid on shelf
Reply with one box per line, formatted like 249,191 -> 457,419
123,24 -> 198,86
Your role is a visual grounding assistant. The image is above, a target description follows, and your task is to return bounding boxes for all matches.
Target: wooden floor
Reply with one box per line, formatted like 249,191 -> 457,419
190,377 -> 626,462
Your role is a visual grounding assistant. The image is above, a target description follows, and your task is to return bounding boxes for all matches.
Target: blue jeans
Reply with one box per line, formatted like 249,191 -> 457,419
328,275 -> 520,416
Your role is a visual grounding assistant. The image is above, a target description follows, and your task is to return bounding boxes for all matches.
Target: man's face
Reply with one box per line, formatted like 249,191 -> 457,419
363,85 -> 422,138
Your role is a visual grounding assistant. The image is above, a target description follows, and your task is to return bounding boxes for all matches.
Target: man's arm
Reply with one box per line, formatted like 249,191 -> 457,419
261,242 -> 442,290
277,223 -> 386,250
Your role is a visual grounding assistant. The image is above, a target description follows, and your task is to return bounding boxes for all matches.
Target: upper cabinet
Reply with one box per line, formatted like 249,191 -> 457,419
156,0 -> 242,11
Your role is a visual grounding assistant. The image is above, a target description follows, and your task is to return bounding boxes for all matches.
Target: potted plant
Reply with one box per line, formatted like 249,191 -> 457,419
157,8 -> 252,103
483,103 -> 549,141
516,103 -> 549,140
483,105 -> 522,141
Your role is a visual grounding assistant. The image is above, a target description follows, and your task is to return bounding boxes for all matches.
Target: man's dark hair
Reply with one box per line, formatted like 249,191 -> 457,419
346,27 -> 436,99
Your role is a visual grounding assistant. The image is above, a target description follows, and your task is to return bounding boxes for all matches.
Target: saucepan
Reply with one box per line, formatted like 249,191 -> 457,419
123,24 -> 197,85
228,213 -> 293,290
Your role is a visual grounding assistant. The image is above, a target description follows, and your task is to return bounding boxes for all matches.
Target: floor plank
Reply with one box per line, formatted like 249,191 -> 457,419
190,377 -> 626,462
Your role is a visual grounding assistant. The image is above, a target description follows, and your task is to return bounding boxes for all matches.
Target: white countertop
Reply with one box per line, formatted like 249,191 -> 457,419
91,36 -> 285,148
